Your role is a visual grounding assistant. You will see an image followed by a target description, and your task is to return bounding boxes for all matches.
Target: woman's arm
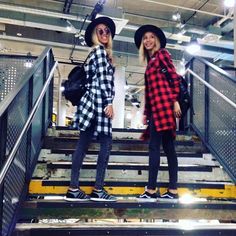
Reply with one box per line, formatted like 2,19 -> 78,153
143,76 -> 151,123
94,45 -> 115,107
158,48 -> 180,102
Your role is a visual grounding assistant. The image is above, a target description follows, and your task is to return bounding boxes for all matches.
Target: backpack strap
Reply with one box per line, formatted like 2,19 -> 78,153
83,48 -> 96,66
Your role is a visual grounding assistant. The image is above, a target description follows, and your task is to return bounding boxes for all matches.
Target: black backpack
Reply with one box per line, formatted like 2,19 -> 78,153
62,65 -> 87,106
160,66 -> 192,117
177,76 -> 191,117
62,51 -> 93,106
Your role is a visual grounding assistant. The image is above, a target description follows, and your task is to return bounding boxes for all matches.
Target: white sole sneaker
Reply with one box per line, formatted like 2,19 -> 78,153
136,198 -> 157,203
64,196 -> 90,202
157,197 -> 179,203
90,197 -> 117,202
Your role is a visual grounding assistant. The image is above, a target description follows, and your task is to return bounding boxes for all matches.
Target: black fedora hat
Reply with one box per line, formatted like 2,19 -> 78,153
134,24 -> 166,49
85,16 -> 116,47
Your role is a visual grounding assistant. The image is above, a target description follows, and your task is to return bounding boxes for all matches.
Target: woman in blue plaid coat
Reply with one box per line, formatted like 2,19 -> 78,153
65,17 -> 117,202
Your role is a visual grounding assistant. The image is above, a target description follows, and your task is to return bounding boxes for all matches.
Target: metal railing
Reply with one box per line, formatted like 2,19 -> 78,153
0,47 -> 57,236
186,57 -> 236,183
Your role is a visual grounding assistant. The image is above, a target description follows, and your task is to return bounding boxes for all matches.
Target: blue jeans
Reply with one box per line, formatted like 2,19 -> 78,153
147,118 -> 178,190
70,121 -> 112,190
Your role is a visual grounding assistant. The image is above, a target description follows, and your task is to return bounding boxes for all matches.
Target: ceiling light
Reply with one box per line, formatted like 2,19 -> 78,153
177,29 -> 186,36
172,12 -> 181,21
224,0 -> 235,7
24,61 -> 33,68
126,113 -> 132,120
130,97 -> 141,108
66,20 -> 76,32
186,38 -> 201,54
124,85 -> 130,90
66,25 -> 72,32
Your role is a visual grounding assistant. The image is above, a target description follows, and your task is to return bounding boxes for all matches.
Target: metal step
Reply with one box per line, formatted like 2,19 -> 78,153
46,161 -> 213,172
14,222 -> 236,236
34,150 -> 231,183
28,179 -> 236,199
18,198 -> 236,221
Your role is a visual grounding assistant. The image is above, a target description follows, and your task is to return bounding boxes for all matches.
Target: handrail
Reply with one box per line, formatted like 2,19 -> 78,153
0,47 -> 52,117
186,57 -> 236,83
186,68 -> 236,109
0,61 -> 58,186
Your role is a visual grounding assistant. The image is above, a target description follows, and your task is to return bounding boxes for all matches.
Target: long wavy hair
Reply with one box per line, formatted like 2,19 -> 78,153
139,34 -> 160,65
91,27 -> 113,60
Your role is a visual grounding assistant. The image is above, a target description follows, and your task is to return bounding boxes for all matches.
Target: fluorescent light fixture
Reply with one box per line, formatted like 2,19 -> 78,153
124,85 -> 130,90
172,12 -> 181,21
224,0 -> 235,7
126,113 -> 132,120
186,38 -> 201,54
97,14 -> 129,34
24,61 -> 33,68
66,25 -> 72,32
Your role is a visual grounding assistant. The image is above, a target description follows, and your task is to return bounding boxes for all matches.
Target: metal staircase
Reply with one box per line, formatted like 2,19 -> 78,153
0,49 -> 236,236
14,127 -> 236,236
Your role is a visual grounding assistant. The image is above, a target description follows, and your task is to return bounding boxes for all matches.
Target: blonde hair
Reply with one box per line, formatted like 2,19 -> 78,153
139,34 -> 160,65
91,27 -> 113,60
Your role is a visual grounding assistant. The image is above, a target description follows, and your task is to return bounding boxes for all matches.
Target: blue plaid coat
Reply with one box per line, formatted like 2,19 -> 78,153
75,45 -> 115,136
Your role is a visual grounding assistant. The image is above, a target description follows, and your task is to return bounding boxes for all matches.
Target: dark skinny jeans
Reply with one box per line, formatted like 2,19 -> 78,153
69,121 -> 112,190
147,118 -> 178,190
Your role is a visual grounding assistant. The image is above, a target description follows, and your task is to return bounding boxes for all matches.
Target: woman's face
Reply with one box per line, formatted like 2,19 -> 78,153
96,23 -> 111,45
143,32 -> 160,51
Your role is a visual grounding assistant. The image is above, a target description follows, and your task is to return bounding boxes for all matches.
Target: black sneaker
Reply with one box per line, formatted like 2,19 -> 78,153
64,189 -> 90,202
90,189 -> 117,202
136,191 -> 158,202
158,191 -> 179,202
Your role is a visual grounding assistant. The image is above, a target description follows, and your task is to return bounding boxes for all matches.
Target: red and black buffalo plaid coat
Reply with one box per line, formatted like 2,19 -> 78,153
143,48 -> 180,138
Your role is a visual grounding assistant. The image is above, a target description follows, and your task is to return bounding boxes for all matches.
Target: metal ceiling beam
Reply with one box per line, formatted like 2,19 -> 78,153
141,0 -> 234,19
63,0 -> 73,14
0,34 -> 233,62
0,2 -> 234,49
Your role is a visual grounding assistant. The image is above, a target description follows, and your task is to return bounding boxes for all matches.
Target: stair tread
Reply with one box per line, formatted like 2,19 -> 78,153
30,179 -> 234,187
50,149 -> 203,156
15,222 -> 236,234
47,161 -> 217,167
23,198 -> 236,209
45,161 -> 214,171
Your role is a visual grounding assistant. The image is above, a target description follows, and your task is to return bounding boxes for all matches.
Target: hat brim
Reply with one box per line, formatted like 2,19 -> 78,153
85,17 -> 116,47
134,25 -> 166,49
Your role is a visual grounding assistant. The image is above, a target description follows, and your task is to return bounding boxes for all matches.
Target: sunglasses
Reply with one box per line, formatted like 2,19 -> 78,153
96,28 -> 111,36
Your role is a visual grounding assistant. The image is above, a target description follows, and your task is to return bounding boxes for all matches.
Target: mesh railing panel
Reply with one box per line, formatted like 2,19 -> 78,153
0,48 -> 54,236
6,86 -> 29,155
30,64 -> 44,166
1,80 -> 29,236
190,57 -> 236,182
3,136 -> 27,236
0,57 -> 35,102
191,59 -> 206,136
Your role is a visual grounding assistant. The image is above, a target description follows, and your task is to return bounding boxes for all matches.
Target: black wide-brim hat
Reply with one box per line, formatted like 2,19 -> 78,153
134,24 -> 166,49
85,16 -> 116,47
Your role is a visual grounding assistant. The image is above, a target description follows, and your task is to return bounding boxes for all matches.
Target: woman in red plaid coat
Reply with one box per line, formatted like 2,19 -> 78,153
134,25 -> 181,202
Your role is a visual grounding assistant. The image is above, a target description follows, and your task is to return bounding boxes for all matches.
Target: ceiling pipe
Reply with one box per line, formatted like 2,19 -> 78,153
0,2 -> 232,45
215,8 -> 234,27
142,0 -> 234,19
0,3 -> 233,52
0,3 -> 84,21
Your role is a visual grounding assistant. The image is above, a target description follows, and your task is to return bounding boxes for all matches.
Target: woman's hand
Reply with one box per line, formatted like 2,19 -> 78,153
174,101 -> 182,118
104,104 -> 114,119
143,115 -> 148,125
